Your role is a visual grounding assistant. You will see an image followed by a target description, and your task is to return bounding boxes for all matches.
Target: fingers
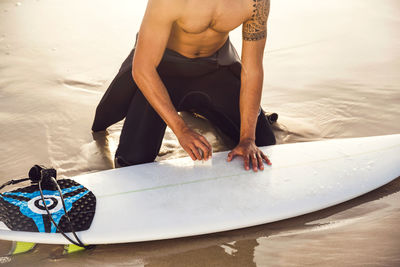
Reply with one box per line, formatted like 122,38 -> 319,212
226,140 -> 272,171
190,145 -> 202,160
198,135 -> 212,158
228,150 -> 270,171
227,149 -> 259,171
195,140 -> 211,160
227,151 -> 233,162
227,150 -> 239,162
185,146 -> 197,161
179,129 -> 212,161
244,155 -> 250,171
251,154 -> 258,172
260,151 -> 272,165
257,152 -> 264,171
188,138 -> 211,161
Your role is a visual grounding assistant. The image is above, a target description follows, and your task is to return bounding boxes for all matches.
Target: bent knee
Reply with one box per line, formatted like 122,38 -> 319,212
114,154 -> 156,167
256,132 -> 276,147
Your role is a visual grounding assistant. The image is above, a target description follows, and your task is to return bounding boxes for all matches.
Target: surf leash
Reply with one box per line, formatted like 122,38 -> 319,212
0,178 -> 30,191
0,165 -> 94,250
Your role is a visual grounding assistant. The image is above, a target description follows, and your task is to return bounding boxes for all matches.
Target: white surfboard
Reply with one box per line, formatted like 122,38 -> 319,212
0,135 -> 399,245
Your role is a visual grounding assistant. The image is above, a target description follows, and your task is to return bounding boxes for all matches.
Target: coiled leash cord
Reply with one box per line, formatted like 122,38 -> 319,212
1,165 -> 93,249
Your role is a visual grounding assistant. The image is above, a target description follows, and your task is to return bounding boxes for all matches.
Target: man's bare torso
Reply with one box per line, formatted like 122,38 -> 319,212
166,0 -> 253,58
128,0 -> 272,170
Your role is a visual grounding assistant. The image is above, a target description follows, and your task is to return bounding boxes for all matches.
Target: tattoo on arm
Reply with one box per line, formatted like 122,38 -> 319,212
243,0 -> 270,41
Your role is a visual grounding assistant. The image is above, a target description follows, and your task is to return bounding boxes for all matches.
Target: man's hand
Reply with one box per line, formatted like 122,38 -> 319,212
176,126 -> 212,161
227,138 -> 271,172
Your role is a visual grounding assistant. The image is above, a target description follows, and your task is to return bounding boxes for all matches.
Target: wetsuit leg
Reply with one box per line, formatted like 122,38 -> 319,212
115,89 -> 167,166
92,48 -> 169,166
91,49 -> 137,132
180,66 -> 276,147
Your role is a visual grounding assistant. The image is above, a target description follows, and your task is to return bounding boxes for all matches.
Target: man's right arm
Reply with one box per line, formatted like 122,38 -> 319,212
132,0 -> 212,160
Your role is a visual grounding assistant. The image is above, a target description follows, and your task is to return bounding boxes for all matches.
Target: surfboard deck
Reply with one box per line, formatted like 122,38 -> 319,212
1,135 -> 399,245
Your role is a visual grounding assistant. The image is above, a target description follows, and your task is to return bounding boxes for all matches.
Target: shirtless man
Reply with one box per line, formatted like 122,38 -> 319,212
92,0 -> 276,171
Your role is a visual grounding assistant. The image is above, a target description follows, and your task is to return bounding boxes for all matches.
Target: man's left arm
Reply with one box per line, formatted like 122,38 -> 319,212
227,0 -> 271,171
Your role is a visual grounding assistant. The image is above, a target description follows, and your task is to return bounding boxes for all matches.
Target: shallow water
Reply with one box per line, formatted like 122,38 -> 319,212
0,0 -> 400,266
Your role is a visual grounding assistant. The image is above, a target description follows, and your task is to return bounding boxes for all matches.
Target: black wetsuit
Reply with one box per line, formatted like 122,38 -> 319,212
92,37 -> 276,166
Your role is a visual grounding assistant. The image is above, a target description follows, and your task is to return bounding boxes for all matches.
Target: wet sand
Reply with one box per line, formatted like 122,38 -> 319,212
1,0 -> 400,266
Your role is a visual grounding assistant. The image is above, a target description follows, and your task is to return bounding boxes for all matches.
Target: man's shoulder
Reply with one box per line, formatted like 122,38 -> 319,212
242,0 -> 270,41
146,0 -> 186,18
149,0 -> 186,5
246,0 -> 270,16
237,0 -> 270,22
148,0 -> 186,11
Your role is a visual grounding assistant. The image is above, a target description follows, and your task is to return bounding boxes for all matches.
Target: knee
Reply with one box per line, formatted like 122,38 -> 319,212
114,140 -> 158,167
269,134 -> 277,145
254,111 -> 276,147
91,105 -> 107,132
256,133 -> 276,147
114,153 -> 156,168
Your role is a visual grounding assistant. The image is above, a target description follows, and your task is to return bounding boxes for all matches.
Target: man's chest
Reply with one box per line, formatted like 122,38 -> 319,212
176,0 -> 251,34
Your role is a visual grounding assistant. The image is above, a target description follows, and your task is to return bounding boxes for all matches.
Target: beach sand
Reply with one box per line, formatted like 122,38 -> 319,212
0,0 -> 399,266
